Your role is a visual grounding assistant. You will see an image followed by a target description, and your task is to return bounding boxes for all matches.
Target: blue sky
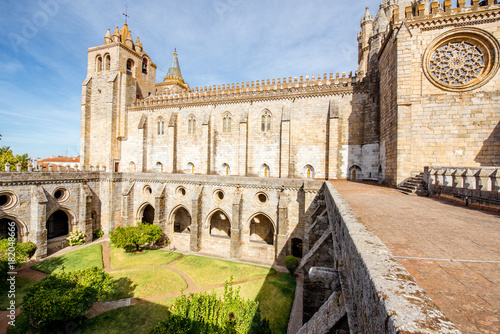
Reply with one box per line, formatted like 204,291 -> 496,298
0,0 -> 382,159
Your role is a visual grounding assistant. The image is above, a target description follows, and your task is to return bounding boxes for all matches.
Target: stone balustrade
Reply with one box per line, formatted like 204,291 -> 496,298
424,166 -> 500,206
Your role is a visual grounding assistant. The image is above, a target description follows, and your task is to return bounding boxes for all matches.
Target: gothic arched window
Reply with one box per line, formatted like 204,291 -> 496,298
188,116 -> 196,134
157,118 -> 164,135
126,59 -> 134,76
105,54 -> 111,70
261,110 -> 271,132
142,58 -> 148,74
96,56 -> 103,72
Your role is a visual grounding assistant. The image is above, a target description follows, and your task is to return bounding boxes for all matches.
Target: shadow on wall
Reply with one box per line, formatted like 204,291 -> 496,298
476,121 -> 500,166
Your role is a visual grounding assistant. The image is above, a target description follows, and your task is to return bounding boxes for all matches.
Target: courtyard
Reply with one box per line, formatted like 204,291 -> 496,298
0,241 -> 296,334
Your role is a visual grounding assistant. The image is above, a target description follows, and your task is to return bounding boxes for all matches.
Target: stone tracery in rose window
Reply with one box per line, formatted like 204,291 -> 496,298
429,41 -> 485,86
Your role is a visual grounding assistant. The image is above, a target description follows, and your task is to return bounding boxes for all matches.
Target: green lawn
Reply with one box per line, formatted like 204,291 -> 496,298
10,300 -> 172,334
212,274 -> 296,334
110,247 -> 182,269
0,277 -> 36,310
173,255 -> 276,287
108,267 -> 187,299
79,301 -> 171,334
31,244 -> 103,274
11,247 -> 294,334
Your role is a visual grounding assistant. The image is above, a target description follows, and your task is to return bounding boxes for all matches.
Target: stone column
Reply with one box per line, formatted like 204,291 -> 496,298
276,194 -> 289,264
230,197 -> 242,260
154,194 -> 165,227
190,193 -> 202,252
80,184 -> 93,243
31,185 -> 48,260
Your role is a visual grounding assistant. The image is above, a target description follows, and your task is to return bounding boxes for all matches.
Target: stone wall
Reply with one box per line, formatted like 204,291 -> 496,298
0,171 -> 321,264
378,3 -> 500,185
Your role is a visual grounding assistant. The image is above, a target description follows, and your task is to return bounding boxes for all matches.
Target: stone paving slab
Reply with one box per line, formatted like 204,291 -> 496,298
332,180 -> 500,334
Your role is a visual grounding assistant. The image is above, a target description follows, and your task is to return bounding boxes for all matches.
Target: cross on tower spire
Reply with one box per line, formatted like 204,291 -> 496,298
122,4 -> 129,24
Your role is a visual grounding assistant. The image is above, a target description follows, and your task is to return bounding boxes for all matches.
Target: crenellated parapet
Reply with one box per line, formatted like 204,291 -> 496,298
388,0 -> 500,29
133,72 -> 364,109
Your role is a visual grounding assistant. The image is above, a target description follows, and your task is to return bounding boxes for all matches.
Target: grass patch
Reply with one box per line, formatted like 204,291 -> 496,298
79,301 -> 170,334
108,267 -> 186,299
0,277 -> 36,310
212,274 -> 296,334
31,244 -> 103,274
173,255 -> 276,287
9,301 -> 172,334
110,247 -> 181,269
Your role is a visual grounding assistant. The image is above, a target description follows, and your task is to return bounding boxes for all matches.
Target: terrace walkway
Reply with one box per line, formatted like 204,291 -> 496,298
332,180 -> 500,334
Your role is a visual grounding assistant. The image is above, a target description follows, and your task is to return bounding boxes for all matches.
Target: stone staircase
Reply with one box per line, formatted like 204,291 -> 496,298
397,173 -> 428,196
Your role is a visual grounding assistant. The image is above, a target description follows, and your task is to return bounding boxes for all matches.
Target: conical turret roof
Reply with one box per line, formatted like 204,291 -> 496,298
166,50 -> 182,78
163,50 -> 188,89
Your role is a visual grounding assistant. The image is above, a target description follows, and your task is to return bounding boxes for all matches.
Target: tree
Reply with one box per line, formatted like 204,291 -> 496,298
22,267 -> 113,329
110,223 -> 163,251
0,146 -> 30,171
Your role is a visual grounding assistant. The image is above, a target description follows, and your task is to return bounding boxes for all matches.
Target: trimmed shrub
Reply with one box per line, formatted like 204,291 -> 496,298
0,239 -> 37,265
285,255 -> 300,275
22,267 -> 113,329
67,230 -> 85,246
110,223 -> 162,252
152,279 -> 271,334
93,229 -> 104,240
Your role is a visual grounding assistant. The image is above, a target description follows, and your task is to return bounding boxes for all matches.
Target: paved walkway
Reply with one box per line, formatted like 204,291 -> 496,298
332,180 -> 500,334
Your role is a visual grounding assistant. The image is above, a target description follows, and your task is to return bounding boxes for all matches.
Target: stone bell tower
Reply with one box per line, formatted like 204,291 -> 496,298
80,23 -> 157,172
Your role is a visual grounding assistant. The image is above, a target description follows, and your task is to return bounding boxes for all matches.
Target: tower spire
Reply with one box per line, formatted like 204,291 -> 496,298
161,50 -> 189,90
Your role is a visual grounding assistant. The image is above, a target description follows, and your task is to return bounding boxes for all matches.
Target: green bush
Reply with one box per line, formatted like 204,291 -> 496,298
284,255 -> 300,275
93,229 -> 104,240
22,267 -> 113,329
110,223 -> 162,252
152,279 -> 271,334
0,239 -> 37,265
0,239 -> 36,290
67,230 -> 85,246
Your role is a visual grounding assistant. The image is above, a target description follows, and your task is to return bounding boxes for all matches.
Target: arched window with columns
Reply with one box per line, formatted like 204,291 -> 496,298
188,116 -> 196,134
261,109 -> 271,132
223,113 -> 232,133
157,118 -> 165,135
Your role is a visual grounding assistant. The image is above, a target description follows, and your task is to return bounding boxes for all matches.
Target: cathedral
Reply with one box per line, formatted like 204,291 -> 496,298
0,1 -> 498,331
1,0 -> 499,263
80,0 -> 500,186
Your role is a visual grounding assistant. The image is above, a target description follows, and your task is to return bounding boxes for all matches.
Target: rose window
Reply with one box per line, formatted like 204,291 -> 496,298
423,28 -> 500,92
429,42 -> 485,86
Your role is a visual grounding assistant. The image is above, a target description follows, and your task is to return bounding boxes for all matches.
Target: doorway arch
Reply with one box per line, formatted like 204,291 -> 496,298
141,204 -> 155,224
0,218 -> 19,241
291,238 -> 303,258
249,214 -> 275,245
209,210 -> 231,238
172,207 -> 191,233
46,210 -> 69,239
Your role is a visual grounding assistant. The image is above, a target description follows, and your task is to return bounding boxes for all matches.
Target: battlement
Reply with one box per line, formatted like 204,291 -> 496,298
390,0 -> 500,26
134,71 -> 362,108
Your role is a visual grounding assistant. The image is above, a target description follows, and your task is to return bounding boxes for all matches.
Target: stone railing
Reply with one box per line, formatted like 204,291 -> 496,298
1,163 -> 104,173
424,166 -> 500,206
292,182 -> 459,333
